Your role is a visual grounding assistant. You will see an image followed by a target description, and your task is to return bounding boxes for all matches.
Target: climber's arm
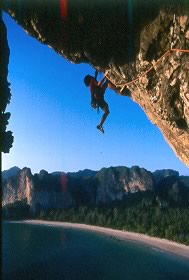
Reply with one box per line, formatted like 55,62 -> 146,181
94,70 -> 98,80
98,76 -> 106,86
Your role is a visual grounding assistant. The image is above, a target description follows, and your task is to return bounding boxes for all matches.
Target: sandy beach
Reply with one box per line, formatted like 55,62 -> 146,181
8,219 -> 189,259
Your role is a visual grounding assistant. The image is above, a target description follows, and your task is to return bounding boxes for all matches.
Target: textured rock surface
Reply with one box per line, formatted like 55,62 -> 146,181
157,174 -> 189,205
2,166 -> 21,181
2,167 -> 33,206
180,176 -> 189,188
153,169 -> 179,184
2,168 -> 73,211
96,166 -> 155,203
2,0 -> 189,166
3,166 -> 189,209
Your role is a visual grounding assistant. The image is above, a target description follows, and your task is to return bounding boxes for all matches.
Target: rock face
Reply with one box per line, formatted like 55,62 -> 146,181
2,166 -> 21,182
2,166 -> 155,210
2,0 -> 189,166
3,165 -> 189,211
153,169 -> 179,184
96,166 -> 155,203
2,168 -> 33,206
180,176 -> 189,188
0,15 -> 13,153
32,170 -> 72,211
156,174 -> 189,206
2,168 -> 73,211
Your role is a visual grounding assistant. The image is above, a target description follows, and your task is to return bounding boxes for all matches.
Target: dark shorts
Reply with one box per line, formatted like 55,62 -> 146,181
97,100 -> 108,109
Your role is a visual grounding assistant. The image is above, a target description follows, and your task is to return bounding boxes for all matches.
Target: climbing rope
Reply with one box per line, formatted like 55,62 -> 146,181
172,48 -> 189,53
101,48 -> 189,95
98,13 -> 189,95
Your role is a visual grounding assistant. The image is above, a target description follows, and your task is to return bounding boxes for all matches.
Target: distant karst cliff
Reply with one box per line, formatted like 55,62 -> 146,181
2,166 -> 189,212
95,166 -> 155,203
1,0 -> 189,166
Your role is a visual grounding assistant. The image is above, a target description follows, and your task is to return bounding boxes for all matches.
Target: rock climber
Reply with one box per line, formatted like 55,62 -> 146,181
84,71 -> 110,133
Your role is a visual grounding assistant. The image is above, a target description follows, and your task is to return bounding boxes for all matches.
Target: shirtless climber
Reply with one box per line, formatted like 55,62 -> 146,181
84,71 -> 110,133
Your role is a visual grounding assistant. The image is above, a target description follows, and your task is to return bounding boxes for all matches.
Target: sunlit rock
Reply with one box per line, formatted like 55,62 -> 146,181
2,0 -> 189,166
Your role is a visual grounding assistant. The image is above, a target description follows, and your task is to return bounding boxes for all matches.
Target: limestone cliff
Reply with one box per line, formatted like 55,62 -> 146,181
96,166 -> 155,203
3,165 -> 189,210
2,167 -> 33,206
2,166 -> 156,209
2,0 -> 189,166
153,169 -> 179,184
2,168 -> 73,212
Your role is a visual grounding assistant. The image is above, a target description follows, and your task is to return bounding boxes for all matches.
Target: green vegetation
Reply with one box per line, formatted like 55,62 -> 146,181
2,191 -> 189,245
2,199 -> 31,220
34,192 -> 189,245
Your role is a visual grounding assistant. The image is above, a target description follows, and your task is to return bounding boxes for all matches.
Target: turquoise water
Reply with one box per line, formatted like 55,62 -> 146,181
2,222 -> 189,280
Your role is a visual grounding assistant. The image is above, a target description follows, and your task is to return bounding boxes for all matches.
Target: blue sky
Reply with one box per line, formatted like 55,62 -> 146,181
2,13 -> 189,175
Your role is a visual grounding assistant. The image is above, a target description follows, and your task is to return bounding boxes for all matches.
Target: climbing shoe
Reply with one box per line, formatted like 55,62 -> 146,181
97,125 -> 104,134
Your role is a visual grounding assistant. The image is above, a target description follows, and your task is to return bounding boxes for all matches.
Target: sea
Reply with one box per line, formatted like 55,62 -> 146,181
2,222 -> 189,280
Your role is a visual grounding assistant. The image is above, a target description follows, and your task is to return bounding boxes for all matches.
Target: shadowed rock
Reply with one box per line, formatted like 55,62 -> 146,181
2,0 -> 189,166
2,166 -> 189,210
0,14 -> 13,153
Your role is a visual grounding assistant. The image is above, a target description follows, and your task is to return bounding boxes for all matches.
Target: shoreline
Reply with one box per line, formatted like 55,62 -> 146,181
5,219 -> 189,260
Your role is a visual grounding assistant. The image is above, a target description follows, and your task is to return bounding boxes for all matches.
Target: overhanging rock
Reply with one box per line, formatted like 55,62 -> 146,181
2,0 -> 189,167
